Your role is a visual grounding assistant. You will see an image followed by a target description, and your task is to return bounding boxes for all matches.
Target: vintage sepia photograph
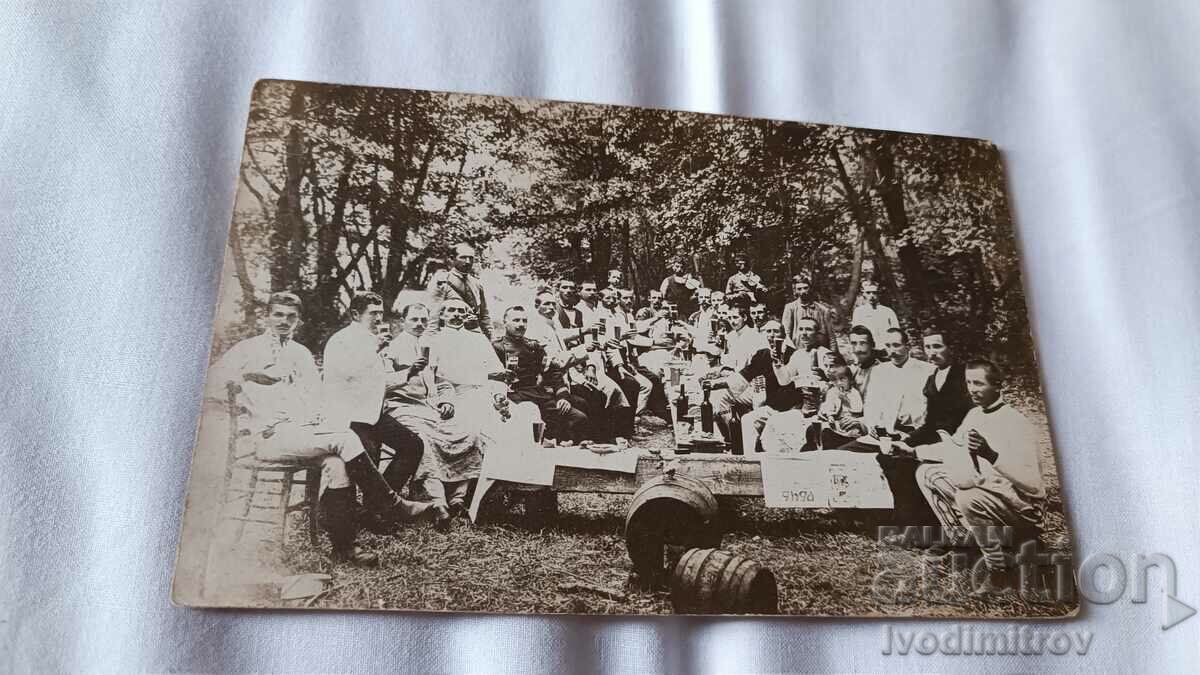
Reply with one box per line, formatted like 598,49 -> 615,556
173,80 -> 1075,617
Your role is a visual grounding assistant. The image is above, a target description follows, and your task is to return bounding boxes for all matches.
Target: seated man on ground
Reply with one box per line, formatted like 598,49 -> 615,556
699,300 -> 771,447
909,359 -> 1046,592
873,328 -> 976,541
207,292 -> 424,566
381,303 -> 483,526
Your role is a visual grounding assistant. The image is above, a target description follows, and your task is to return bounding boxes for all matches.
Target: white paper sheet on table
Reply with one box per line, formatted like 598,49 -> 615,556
469,444 -> 642,520
759,450 -> 894,509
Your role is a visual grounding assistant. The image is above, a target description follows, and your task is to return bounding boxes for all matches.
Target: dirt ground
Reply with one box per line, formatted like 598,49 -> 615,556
259,395 -> 1075,617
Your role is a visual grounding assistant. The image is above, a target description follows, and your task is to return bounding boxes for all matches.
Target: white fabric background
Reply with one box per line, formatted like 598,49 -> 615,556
1,0 -> 1198,672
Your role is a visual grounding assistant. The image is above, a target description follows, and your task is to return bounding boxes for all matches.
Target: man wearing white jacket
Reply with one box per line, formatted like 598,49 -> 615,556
323,291 -> 435,522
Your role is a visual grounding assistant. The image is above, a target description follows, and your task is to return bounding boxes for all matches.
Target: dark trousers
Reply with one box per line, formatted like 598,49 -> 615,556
511,387 -> 588,443
800,427 -> 858,452
569,385 -> 610,442
876,454 -> 940,528
350,414 -> 424,493
607,367 -> 640,438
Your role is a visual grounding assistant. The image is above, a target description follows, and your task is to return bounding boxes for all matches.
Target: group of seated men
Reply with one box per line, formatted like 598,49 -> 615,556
634,260 -> 1046,590
208,243 -> 1046,588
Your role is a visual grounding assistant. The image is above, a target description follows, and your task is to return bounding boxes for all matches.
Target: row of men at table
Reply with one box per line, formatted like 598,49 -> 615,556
209,270 -> 1045,588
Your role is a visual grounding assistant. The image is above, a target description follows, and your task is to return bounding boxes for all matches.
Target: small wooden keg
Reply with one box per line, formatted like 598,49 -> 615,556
669,547 -> 779,614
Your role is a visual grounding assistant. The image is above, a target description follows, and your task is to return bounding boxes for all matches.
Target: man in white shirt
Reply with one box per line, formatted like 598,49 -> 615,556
207,292 -> 411,565
910,359 -> 1045,592
594,288 -> 645,435
427,297 -> 542,452
851,281 -> 899,351
860,327 -> 935,436
575,281 -> 600,325
323,292 -> 435,524
721,302 -> 769,372
710,301 -> 768,446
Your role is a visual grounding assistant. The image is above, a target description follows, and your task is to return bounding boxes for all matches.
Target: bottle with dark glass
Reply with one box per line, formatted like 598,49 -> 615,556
700,380 -> 715,434
674,387 -> 689,423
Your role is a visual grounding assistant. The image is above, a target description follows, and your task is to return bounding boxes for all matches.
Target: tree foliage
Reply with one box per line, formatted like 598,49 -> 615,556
222,81 -> 1036,380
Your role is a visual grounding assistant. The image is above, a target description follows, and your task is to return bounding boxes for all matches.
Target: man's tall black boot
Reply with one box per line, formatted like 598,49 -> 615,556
318,487 -> 379,566
344,454 -> 441,526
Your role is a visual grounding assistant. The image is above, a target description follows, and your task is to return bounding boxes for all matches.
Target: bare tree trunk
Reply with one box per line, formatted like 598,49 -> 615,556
382,137 -> 437,309
871,136 -> 933,326
270,87 -> 308,294
838,227 -> 866,320
830,144 -> 909,323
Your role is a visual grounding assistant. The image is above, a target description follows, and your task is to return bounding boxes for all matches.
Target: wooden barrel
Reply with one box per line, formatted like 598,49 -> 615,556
624,475 -> 722,587
670,548 -> 778,614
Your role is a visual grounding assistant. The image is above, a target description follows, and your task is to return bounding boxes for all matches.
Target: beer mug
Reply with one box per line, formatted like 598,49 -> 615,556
669,365 -> 681,389
879,435 -> 893,455
532,420 -> 546,445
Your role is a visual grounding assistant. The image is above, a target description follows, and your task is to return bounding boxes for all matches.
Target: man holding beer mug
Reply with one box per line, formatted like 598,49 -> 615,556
381,303 -> 484,526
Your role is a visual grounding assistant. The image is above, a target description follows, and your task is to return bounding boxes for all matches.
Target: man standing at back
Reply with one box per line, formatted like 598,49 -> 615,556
725,252 -> 769,304
429,242 -> 491,339
781,272 -> 838,350
660,257 -> 700,317
851,281 -> 899,350
323,292 -> 434,522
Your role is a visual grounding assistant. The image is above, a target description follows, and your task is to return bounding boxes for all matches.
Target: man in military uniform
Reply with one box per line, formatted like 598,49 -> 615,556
428,242 -> 491,339
493,305 -> 588,444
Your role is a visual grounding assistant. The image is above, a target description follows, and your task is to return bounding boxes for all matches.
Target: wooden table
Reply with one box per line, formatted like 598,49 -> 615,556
554,453 -> 763,496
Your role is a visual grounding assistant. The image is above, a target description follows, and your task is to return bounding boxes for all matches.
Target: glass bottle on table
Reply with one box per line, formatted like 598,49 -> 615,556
700,380 -> 715,435
674,387 -> 689,424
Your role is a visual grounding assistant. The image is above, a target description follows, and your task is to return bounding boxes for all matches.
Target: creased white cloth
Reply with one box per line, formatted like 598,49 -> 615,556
2,1 -> 1200,672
